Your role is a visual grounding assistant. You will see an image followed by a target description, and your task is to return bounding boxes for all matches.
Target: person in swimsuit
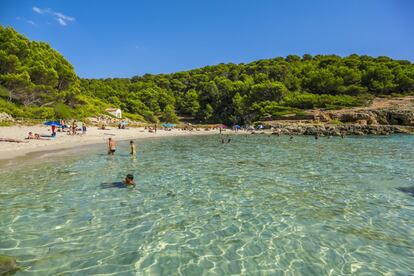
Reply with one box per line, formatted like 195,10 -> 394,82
108,137 -> 117,155
123,174 -> 135,186
130,140 -> 136,155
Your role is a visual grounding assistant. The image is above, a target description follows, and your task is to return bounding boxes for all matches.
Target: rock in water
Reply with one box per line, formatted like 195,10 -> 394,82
0,255 -> 19,275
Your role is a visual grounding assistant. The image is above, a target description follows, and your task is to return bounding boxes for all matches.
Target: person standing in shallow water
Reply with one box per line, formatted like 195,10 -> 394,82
107,138 -> 117,155
130,140 -> 136,155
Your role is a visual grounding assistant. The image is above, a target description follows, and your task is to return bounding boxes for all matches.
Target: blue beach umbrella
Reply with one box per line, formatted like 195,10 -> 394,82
44,121 -> 63,127
162,123 -> 175,128
234,125 -> 241,129
120,121 -> 129,125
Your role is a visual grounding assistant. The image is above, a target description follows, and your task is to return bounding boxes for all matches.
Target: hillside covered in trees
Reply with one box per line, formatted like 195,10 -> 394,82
1,26 -> 414,124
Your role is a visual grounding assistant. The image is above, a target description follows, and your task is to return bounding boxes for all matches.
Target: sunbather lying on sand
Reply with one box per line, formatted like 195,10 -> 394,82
25,132 -> 50,140
34,133 -> 50,140
0,138 -> 29,143
26,132 -> 35,139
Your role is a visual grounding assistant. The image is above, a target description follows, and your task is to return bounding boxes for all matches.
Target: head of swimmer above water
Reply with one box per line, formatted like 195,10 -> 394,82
125,174 -> 135,185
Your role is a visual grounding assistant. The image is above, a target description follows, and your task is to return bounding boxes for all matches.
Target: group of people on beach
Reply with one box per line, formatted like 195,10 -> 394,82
60,120 -> 87,135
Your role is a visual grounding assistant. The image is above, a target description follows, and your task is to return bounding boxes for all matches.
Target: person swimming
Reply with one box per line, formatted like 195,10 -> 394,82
100,174 -> 135,189
124,174 -> 135,186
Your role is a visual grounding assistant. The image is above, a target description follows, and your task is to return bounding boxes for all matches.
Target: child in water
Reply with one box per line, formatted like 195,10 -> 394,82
124,174 -> 135,187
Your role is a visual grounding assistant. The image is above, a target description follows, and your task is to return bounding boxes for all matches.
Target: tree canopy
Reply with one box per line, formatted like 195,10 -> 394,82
1,27 -> 414,123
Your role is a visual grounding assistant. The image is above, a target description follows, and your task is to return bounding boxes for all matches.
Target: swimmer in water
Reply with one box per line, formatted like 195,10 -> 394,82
124,174 -> 135,186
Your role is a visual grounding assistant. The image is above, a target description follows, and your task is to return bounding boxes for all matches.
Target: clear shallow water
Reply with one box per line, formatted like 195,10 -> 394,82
1,134 -> 414,275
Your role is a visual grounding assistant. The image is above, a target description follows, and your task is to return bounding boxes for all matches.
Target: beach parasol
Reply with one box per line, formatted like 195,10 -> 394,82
234,125 -> 241,129
44,121 -> 63,127
162,123 -> 175,128
120,121 -> 129,125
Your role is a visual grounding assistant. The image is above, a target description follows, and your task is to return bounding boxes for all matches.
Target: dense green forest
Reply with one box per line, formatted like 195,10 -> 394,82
1,26 -> 414,124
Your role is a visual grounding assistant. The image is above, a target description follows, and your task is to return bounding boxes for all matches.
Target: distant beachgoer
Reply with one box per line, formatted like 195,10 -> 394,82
72,120 -> 77,135
124,174 -> 135,186
154,124 -> 157,133
221,138 -> 225,144
130,140 -> 136,155
82,124 -> 87,135
341,133 -> 345,139
26,132 -> 35,139
227,138 -> 231,143
315,134 -> 319,140
51,125 -> 57,137
34,133 -> 50,140
108,138 -> 117,155
219,127 -> 222,134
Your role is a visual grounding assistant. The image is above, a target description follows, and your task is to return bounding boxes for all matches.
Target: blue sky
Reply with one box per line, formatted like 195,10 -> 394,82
1,0 -> 413,78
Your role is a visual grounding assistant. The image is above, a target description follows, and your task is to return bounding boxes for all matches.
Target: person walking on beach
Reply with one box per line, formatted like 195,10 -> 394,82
108,138 -> 117,155
130,140 -> 136,155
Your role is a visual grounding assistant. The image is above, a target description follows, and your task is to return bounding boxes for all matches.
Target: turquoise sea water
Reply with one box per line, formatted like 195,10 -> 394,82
0,134 -> 413,275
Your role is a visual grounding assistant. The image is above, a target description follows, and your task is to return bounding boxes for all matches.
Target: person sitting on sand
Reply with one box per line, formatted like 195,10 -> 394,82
108,137 -> 117,155
123,174 -> 135,186
130,140 -> 136,155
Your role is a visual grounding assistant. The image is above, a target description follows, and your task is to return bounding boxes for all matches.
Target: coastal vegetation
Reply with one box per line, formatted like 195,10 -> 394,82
1,26 -> 414,124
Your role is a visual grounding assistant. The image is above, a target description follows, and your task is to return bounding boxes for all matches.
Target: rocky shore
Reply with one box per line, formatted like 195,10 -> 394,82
261,97 -> 414,136
267,123 -> 412,136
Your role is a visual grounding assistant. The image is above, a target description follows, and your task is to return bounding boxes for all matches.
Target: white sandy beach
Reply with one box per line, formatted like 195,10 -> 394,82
0,125 -> 218,160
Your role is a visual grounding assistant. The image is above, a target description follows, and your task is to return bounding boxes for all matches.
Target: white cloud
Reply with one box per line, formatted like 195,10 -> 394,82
32,7 -> 48,14
32,6 -> 75,26
57,18 -> 67,26
16,16 -> 37,26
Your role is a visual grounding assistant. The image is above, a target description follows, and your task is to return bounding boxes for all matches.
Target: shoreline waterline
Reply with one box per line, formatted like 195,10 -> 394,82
0,126 -> 218,164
